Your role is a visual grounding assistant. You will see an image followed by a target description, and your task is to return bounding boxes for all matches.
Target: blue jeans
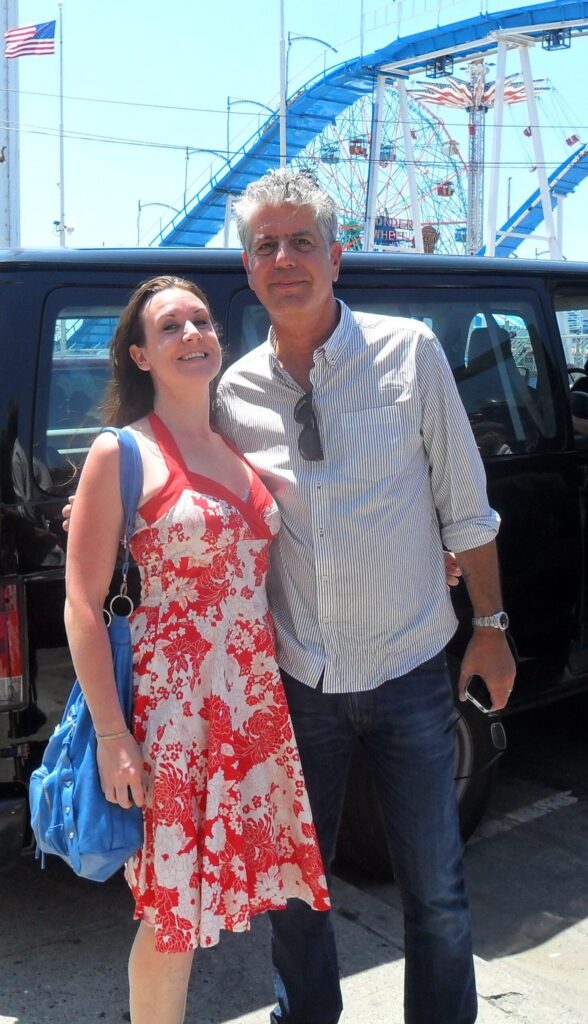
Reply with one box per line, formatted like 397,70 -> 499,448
269,653 -> 477,1024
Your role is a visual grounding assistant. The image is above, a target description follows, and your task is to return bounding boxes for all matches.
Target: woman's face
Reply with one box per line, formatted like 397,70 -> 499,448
129,286 -> 222,392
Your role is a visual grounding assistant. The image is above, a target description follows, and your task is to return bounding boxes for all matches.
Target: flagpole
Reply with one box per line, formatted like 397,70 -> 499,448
1,0 -> 21,248
58,1 -> 65,246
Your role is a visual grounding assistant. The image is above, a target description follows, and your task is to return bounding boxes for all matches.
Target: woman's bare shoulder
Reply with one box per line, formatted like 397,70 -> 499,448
89,418 -> 152,458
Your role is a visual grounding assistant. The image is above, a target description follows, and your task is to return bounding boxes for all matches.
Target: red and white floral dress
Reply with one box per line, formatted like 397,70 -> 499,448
124,413 -> 329,952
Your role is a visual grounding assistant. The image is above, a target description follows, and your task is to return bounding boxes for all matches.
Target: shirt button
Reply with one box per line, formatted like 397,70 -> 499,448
318,529 -> 324,537
321,574 -> 328,581
317,483 -> 322,490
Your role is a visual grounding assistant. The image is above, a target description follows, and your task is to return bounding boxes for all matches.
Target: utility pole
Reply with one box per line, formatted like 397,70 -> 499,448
57,2 -> 65,246
0,0 -> 21,248
279,0 -> 287,167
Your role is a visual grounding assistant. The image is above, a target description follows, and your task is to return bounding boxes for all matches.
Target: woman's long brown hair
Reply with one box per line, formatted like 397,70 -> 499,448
102,276 -> 216,426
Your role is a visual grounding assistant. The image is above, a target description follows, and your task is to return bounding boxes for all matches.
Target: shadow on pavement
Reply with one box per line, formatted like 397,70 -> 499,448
0,856 -> 404,1024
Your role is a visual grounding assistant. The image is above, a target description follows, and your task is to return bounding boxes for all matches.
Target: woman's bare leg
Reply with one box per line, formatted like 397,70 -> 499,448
129,921 -> 194,1024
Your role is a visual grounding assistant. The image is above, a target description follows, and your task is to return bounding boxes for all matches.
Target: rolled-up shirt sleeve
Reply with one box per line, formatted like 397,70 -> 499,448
416,330 -> 501,553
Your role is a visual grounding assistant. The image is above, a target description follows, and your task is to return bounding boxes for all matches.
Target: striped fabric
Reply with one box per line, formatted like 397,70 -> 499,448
216,302 -> 499,693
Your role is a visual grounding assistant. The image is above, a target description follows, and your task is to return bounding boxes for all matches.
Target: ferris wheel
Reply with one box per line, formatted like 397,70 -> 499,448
290,87 -> 468,254
160,2 -> 588,256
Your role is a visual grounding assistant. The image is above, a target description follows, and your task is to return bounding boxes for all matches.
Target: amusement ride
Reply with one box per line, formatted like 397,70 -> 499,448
155,0 -> 588,258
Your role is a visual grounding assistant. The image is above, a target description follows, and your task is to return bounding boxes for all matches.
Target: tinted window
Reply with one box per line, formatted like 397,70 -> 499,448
227,296 -> 270,358
229,283 -> 558,456
553,287 -> 588,372
33,292 -> 126,493
553,286 -> 588,440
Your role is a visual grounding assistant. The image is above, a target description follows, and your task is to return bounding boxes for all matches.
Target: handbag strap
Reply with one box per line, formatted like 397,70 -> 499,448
100,427 -> 143,589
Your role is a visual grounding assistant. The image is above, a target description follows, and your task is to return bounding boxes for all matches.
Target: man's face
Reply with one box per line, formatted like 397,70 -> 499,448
242,204 -> 342,323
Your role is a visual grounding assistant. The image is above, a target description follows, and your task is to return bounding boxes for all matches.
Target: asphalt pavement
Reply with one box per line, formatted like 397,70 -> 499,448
2,844 -> 586,1024
4,688 -> 587,1023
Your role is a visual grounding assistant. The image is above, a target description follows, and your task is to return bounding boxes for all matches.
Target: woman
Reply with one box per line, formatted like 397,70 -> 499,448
65,276 -> 330,1024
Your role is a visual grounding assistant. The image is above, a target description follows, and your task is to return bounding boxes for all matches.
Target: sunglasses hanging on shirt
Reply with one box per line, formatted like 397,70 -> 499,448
294,391 -> 324,462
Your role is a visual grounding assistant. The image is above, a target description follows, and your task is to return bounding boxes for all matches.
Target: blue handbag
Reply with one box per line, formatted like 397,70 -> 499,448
29,428 -> 144,882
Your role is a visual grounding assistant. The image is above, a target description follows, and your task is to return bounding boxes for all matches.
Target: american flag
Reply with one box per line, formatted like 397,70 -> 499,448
4,21 -> 56,59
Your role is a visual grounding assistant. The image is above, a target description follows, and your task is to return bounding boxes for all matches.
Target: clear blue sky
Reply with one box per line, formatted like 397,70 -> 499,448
10,0 -> 588,258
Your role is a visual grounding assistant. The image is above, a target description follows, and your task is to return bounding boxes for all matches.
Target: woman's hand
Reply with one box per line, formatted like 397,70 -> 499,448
62,495 -> 75,533
444,550 -> 462,588
97,732 -> 146,809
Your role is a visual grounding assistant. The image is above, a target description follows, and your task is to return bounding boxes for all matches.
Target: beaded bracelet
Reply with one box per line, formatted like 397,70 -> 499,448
96,728 -> 130,741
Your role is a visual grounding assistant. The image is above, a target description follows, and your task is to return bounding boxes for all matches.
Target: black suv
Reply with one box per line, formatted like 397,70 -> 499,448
2,247 -> 588,874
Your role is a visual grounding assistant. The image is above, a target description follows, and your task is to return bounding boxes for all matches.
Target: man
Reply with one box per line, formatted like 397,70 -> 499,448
214,168 -> 516,1024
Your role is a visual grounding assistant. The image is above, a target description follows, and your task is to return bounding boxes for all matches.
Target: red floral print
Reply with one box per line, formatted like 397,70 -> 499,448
124,417 -> 330,952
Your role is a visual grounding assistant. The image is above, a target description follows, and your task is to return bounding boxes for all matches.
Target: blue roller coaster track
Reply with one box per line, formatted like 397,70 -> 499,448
480,141 -> 588,255
156,1 -> 588,254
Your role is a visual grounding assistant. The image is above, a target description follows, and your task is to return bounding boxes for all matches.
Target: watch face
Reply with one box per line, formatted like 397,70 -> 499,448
498,612 -> 509,629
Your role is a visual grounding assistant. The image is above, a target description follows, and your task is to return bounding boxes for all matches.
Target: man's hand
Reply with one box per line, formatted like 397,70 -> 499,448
458,630 -> 516,712
62,495 -> 75,533
453,541 -> 516,711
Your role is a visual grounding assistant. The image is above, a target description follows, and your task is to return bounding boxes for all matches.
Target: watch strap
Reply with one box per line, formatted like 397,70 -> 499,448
472,611 -> 509,630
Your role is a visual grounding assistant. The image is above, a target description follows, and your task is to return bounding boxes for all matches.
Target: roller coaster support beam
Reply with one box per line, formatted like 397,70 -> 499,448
557,194 -> 564,251
363,75 -> 386,251
397,78 -> 424,253
223,194 -> 232,248
519,42 -> 561,259
486,40 -> 508,258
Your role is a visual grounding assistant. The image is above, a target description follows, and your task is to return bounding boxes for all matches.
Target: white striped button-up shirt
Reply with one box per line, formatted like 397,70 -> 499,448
215,302 -> 500,693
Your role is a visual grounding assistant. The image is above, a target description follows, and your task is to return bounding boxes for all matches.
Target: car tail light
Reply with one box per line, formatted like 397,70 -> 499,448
0,578 -> 27,710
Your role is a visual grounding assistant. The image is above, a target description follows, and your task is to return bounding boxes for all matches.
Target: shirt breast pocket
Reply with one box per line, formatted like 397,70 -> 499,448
339,403 -> 418,482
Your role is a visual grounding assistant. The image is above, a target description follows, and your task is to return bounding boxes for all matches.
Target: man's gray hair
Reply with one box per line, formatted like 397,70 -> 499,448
233,168 -> 339,251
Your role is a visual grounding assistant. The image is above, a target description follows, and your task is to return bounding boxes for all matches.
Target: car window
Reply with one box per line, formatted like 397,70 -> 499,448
33,293 -> 125,493
227,292 -> 270,358
346,287 -> 558,455
553,288 -> 588,371
229,283 -> 558,456
552,287 -> 588,441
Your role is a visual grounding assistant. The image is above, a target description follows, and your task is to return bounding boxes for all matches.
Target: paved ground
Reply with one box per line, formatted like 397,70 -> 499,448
2,696 -> 586,1023
1,847 -> 586,1024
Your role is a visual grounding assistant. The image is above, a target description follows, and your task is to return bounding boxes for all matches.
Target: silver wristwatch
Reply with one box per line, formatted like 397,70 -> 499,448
472,611 -> 509,630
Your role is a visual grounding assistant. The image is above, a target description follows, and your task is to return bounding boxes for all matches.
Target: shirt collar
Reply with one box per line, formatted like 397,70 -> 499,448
268,300 -> 351,374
